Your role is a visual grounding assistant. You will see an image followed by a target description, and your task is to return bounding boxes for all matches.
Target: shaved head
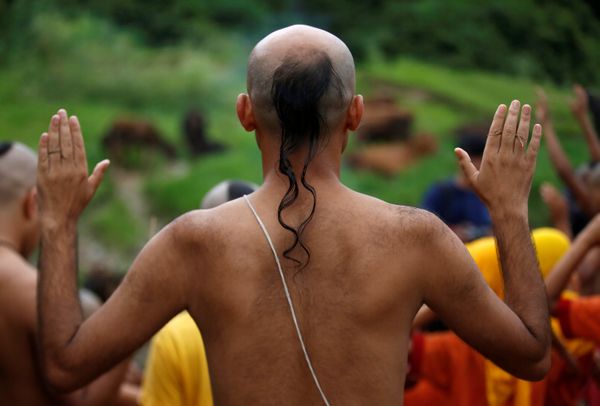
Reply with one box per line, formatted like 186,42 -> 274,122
245,25 -> 358,266
0,142 -> 37,208
248,24 -> 355,132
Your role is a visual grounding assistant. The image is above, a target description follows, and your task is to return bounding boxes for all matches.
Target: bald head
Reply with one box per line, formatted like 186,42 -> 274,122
247,25 -> 355,133
0,142 -> 37,208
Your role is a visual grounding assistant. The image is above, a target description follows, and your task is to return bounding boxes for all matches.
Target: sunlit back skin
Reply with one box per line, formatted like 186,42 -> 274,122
37,25 -> 550,405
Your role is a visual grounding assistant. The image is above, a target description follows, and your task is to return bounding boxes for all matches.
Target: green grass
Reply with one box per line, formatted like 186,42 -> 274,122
1,55 -> 591,265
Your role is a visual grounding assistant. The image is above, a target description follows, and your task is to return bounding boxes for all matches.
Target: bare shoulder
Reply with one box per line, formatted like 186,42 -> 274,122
0,251 -> 37,327
169,198 -> 247,242
0,251 -> 37,289
166,197 -> 252,261
351,191 -> 451,245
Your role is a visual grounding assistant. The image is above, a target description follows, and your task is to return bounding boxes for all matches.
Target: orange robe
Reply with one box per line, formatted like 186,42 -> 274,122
553,296 -> 600,406
556,296 -> 600,344
405,326 -> 594,406
404,332 -> 548,406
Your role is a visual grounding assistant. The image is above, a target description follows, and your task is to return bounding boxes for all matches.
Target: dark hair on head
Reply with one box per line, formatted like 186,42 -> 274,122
271,51 -> 344,268
458,134 -> 486,157
0,142 -> 13,157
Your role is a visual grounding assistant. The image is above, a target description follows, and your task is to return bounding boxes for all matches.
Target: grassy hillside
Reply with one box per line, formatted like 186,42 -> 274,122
0,55 -> 589,272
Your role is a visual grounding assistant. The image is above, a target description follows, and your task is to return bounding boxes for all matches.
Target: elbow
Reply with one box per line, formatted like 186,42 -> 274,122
513,343 -> 552,381
521,351 -> 551,381
42,354 -> 85,394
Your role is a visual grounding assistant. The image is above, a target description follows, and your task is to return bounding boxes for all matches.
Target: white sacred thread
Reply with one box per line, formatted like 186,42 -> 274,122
243,195 -> 330,406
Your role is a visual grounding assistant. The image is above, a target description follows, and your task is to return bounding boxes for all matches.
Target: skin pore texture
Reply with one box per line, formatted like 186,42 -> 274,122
0,143 -> 128,405
37,25 -> 551,405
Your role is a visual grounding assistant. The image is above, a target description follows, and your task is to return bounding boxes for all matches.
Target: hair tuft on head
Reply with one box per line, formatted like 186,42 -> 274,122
271,51 -> 344,268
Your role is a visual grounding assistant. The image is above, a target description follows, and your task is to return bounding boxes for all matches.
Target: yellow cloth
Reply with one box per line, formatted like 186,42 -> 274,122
466,228 -> 570,406
466,227 -> 570,298
141,312 -> 213,406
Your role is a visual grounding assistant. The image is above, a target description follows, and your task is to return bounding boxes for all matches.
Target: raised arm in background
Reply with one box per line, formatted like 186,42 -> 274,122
545,214 -> 600,307
571,84 -> 600,162
540,182 -> 573,240
536,88 -> 593,217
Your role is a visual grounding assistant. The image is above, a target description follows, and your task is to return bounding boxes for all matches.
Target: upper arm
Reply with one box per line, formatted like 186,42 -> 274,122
414,214 -> 547,378
55,216 -> 198,387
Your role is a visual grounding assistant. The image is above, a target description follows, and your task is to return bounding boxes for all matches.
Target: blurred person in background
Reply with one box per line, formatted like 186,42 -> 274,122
537,88 -> 600,297
0,141 -> 131,405
421,133 -> 491,242
142,179 -> 257,406
536,87 -> 600,238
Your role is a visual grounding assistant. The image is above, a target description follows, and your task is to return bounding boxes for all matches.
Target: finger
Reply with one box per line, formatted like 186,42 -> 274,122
514,104 -> 532,153
38,132 -> 49,172
88,159 -> 110,197
58,109 -> 73,160
47,114 -> 61,167
69,116 -> 87,168
454,148 -> 478,185
482,104 -> 506,158
526,123 -> 543,162
501,100 -> 521,153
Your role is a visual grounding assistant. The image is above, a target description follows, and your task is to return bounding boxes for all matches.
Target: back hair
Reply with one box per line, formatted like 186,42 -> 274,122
271,50 -> 345,267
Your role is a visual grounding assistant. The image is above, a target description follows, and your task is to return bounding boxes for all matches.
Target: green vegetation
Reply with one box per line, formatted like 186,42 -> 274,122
0,5 -> 596,270
4,0 -> 599,84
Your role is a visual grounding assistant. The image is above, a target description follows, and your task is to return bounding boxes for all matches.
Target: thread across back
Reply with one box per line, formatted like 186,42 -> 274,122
243,195 -> 330,406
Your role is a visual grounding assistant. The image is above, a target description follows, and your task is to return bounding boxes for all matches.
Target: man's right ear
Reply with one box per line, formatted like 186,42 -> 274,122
236,94 -> 256,132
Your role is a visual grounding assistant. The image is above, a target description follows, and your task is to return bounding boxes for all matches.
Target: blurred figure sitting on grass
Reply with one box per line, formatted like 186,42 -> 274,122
183,109 -> 227,158
421,133 -> 491,242
0,142 -> 132,405
142,179 -> 257,406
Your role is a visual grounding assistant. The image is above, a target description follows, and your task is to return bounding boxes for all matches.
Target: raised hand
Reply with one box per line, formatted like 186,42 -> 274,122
455,100 -> 542,219
570,84 -> 600,161
37,109 -> 110,227
535,87 -> 550,124
540,182 -> 572,239
570,84 -> 589,119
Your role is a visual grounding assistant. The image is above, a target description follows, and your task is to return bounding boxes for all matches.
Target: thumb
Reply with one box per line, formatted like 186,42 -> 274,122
88,159 -> 110,196
454,148 -> 478,186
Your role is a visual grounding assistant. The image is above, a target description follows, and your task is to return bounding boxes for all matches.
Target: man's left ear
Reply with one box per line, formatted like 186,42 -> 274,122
23,187 -> 37,220
346,95 -> 364,131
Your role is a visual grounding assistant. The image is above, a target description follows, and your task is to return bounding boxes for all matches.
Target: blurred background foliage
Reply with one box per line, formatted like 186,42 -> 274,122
3,0 -> 600,83
0,0 -> 598,271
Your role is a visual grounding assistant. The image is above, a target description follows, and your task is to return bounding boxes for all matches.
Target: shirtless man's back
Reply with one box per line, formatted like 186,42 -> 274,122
187,189 -> 446,403
36,25 -> 551,405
